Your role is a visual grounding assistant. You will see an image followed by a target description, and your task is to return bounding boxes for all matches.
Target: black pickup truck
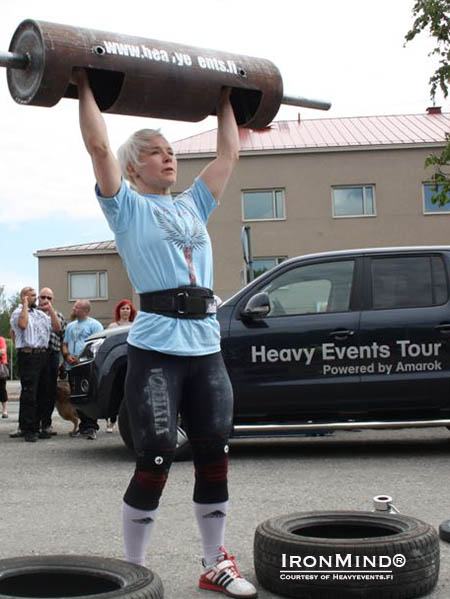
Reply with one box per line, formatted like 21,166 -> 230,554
69,246 -> 450,457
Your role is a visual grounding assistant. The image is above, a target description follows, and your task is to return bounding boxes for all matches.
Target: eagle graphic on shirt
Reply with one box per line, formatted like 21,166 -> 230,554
154,205 -> 207,285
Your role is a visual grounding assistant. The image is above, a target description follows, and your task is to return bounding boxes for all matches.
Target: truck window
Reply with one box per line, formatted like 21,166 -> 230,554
371,255 -> 448,309
262,260 -> 355,316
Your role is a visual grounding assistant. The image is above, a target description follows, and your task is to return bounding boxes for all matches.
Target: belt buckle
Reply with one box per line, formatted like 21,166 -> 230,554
206,298 -> 217,314
177,291 -> 189,314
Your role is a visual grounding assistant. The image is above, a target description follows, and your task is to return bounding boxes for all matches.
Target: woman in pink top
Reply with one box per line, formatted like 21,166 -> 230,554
0,336 -> 8,418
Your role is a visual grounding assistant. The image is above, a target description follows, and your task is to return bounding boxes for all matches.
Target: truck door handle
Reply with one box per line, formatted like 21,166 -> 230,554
435,324 -> 450,336
329,329 -> 355,340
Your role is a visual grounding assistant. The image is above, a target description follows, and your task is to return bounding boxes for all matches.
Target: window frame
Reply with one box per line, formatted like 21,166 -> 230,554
331,184 -> 376,218
241,188 -> 286,222
68,270 -> 109,302
422,182 -> 450,215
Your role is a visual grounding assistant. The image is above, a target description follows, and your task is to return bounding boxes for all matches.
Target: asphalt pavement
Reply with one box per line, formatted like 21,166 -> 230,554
5,379 -> 20,399
1,396 -> 450,598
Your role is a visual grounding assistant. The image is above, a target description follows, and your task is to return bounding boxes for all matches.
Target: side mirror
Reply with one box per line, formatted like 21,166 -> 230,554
241,292 -> 271,319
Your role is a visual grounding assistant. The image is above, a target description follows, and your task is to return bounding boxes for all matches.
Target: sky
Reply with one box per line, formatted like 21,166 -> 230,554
0,0 -> 443,299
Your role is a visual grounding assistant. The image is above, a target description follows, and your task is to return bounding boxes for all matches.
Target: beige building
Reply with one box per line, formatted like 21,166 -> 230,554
36,109 -> 450,324
36,242 -> 138,326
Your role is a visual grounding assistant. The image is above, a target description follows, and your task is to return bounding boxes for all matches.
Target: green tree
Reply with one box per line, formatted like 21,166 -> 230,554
0,286 -> 11,338
405,0 -> 450,205
0,287 -> 20,338
0,286 -> 19,378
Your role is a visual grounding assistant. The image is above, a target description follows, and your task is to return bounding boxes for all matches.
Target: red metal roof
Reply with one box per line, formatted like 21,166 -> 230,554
172,112 -> 450,155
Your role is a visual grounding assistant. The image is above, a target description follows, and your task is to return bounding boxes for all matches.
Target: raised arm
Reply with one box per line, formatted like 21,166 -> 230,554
73,69 -> 122,197
17,296 -> 29,331
199,88 -> 240,202
47,304 -> 61,334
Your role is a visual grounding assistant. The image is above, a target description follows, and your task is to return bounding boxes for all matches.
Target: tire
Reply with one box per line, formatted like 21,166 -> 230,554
0,555 -> 163,599
118,400 -> 191,461
439,519 -> 450,542
254,510 -> 439,599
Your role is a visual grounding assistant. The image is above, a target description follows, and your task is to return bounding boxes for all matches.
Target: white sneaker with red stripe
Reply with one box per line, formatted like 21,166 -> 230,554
199,547 -> 258,598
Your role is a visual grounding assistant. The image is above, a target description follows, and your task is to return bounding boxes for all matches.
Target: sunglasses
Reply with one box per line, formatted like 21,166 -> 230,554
40,295 -> 53,301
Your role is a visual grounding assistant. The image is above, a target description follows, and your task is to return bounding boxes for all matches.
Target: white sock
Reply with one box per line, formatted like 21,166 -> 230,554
122,502 -> 158,566
194,501 -> 228,568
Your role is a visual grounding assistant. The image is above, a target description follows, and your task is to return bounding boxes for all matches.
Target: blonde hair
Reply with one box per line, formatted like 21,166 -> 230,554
117,128 -> 162,188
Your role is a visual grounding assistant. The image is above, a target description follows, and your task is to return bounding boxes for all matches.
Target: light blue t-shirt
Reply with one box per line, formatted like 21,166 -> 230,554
64,317 -> 104,369
96,177 -> 220,356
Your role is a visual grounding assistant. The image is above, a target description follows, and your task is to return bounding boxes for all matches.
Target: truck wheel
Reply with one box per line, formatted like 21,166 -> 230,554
254,510 -> 439,599
118,400 -> 191,461
0,555 -> 163,599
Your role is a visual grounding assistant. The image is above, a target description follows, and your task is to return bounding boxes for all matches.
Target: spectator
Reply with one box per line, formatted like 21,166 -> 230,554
108,299 -> 137,329
62,299 -> 103,439
10,287 -> 61,442
106,299 -> 137,432
36,287 -> 66,438
0,335 -> 8,418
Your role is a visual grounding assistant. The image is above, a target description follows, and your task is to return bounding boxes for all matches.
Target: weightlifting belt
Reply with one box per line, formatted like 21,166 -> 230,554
139,286 -> 216,319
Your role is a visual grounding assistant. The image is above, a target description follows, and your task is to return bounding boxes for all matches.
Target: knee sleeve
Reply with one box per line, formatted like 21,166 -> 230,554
191,440 -> 229,504
124,450 -> 175,510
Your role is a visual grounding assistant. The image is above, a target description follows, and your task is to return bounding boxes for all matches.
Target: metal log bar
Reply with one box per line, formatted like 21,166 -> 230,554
2,19 -> 333,125
1,47 -> 332,113
282,93 -> 331,111
0,50 -> 29,69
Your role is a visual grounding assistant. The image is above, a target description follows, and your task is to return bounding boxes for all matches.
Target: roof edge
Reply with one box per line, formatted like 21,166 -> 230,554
34,249 -> 118,257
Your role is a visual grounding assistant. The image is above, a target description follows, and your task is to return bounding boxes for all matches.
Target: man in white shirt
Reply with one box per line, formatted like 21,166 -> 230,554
10,287 -> 61,442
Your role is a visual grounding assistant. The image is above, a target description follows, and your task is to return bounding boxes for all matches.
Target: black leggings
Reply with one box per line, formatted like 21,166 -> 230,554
123,344 -> 233,510
0,378 -> 7,404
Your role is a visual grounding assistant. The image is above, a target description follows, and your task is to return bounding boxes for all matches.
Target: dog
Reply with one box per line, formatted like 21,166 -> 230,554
55,379 -> 79,435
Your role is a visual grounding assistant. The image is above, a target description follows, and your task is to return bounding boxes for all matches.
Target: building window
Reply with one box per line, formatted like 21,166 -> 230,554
247,256 -> 286,282
69,271 -> 108,301
242,189 -> 285,221
332,185 -> 375,217
423,183 -> 450,213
